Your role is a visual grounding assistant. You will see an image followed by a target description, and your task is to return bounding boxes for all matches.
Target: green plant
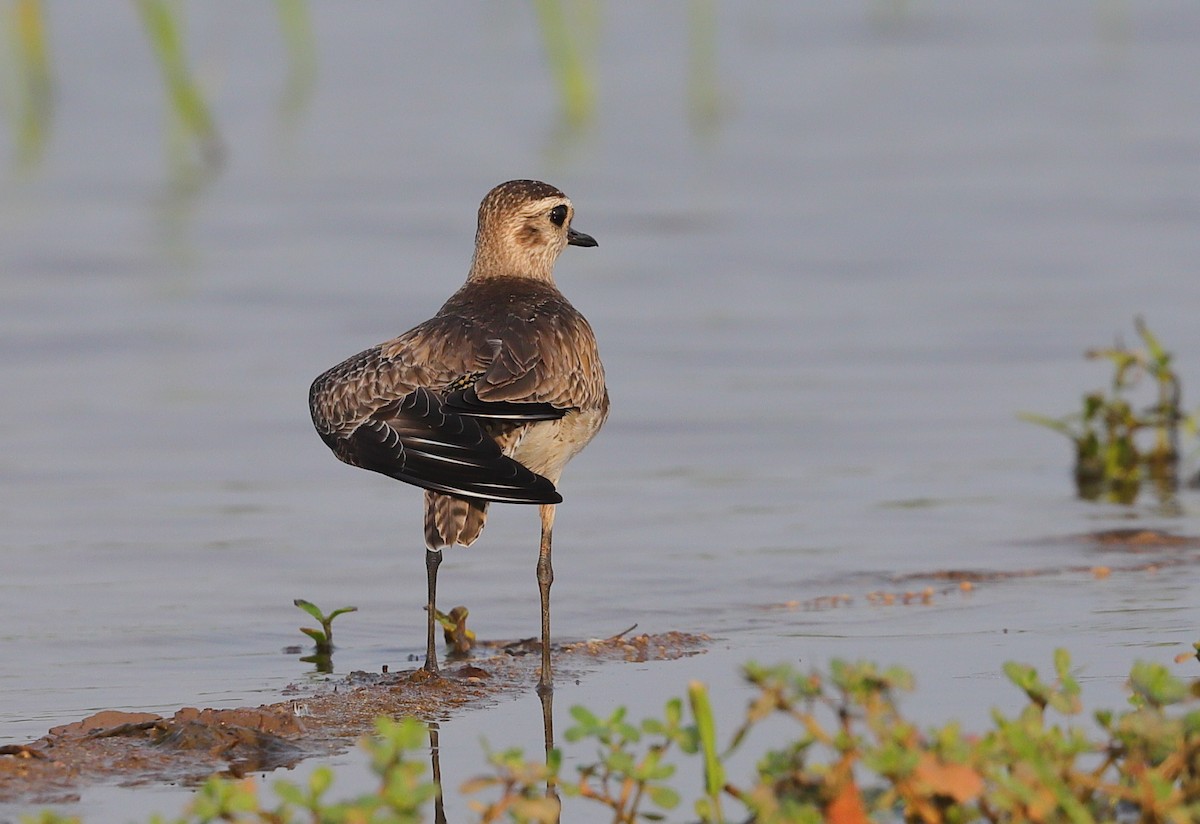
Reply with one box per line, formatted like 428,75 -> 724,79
293,598 -> 357,656
558,700 -> 690,822
132,0 -> 223,165
162,716 -> 435,824
24,651 -> 1200,823
274,0 -> 317,127
466,651 -> 1200,823
1021,317 -> 1197,504
532,0 -> 597,129
433,605 -> 477,657
6,0 -> 54,170
461,745 -> 561,823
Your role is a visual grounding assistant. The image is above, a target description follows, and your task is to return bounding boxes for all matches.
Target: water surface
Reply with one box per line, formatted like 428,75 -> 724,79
2,2 -> 1199,820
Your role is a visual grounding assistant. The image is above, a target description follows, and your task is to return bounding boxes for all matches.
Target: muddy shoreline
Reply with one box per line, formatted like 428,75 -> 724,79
0,631 -> 708,806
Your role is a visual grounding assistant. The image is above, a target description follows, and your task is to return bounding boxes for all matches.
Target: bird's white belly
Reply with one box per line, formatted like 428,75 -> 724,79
510,408 -> 606,485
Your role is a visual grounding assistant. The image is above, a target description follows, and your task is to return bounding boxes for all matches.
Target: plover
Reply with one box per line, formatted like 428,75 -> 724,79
309,180 -> 608,692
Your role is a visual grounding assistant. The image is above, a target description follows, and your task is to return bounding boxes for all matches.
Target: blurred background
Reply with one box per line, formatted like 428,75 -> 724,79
2,1 -> 1199,817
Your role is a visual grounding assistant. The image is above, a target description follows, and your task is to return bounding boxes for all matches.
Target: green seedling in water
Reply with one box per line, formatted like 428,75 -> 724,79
294,598 -> 357,656
1021,316 -> 1197,505
433,605 -> 476,658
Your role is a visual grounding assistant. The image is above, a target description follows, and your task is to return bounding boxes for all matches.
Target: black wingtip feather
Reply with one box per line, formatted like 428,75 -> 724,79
337,388 -> 562,505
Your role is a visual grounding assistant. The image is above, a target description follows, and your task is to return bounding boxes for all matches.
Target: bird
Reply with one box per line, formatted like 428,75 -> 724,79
309,179 -> 608,693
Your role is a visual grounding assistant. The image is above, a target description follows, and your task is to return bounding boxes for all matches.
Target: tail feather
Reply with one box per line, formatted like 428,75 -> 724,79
424,491 -> 490,549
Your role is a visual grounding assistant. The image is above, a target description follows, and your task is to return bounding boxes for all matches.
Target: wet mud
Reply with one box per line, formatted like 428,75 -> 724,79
5,530 -> 1194,805
767,529 -> 1200,611
0,631 -> 708,805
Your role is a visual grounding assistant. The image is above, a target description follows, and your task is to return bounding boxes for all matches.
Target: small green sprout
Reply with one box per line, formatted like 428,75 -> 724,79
293,598 -> 357,656
433,605 -> 476,657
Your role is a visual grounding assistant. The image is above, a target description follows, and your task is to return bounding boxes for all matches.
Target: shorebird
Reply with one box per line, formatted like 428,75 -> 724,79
309,180 -> 608,693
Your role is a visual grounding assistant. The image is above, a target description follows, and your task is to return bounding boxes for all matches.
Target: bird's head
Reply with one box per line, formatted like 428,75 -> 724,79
469,179 -> 596,282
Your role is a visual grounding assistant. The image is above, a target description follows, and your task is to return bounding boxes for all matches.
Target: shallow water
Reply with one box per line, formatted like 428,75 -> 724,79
3,1 -> 1200,820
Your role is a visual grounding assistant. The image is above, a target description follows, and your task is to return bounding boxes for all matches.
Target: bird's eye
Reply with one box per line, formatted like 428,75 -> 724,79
549,205 -> 568,226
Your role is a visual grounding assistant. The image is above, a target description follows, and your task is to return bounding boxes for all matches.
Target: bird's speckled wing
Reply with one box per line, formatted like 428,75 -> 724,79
309,278 -> 604,504
309,316 -> 562,504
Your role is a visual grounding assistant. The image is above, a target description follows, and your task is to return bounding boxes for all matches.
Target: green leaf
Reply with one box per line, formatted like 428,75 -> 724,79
309,765 -> 334,797
1135,316 -> 1167,363
294,599 -> 325,621
299,627 -> 326,644
688,680 -> 725,808
565,704 -> 600,742
569,705 -> 598,726
1003,661 -> 1037,692
271,780 -> 306,806
665,697 -> 682,728
1018,411 -> 1082,440
1053,648 -> 1071,677
1129,661 -> 1187,707
643,717 -> 666,735
615,721 -> 641,743
132,0 -> 222,161
647,784 -> 681,809
603,750 -> 634,776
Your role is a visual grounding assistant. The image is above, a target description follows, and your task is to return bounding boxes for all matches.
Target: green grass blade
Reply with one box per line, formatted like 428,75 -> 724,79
1017,411 -> 1080,439
532,0 -> 595,128
133,0 -> 223,163
688,680 -> 725,822
274,0 -> 317,126
9,0 -> 55,169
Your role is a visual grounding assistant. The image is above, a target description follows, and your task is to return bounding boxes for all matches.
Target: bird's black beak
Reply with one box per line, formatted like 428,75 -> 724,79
567,226 -> 598,247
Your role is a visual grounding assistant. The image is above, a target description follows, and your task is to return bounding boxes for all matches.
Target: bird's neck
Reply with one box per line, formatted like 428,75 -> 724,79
467,247 -> 557,284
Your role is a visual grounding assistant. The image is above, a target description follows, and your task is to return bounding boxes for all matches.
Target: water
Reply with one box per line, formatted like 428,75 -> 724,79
3,1 -> 1200,820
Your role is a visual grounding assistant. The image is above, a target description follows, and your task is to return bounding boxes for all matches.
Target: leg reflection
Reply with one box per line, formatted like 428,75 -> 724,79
539,685 -> 560,816
428,722 -> 447,824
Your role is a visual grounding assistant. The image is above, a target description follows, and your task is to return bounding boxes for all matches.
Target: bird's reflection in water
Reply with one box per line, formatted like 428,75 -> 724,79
540,687 -> 560,812
428,722 -> 448,824
424,688 -> 561,822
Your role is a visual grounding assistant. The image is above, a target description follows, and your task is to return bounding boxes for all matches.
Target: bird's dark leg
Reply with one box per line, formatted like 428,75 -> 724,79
536,504 -> 556,695
425,548 -> 442,674
536,504 -> 559,811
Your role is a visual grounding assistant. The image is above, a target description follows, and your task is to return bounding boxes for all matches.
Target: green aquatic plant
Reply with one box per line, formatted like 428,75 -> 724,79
433,605 -> 477,657
23,650 -> 1200,822
686,0 -> 721,135
4,0 -> 54,170
532,0 -> 597,130
1021,317 -> 1197,505
293,598 -> 357,656
559,700 -> 689,821
273,0 -> 317,129
133,0 -> 223,165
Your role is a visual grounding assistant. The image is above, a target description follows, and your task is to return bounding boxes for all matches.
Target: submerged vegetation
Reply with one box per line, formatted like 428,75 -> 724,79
1022,318 -> 1197,506
22,651 -> 1200,823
